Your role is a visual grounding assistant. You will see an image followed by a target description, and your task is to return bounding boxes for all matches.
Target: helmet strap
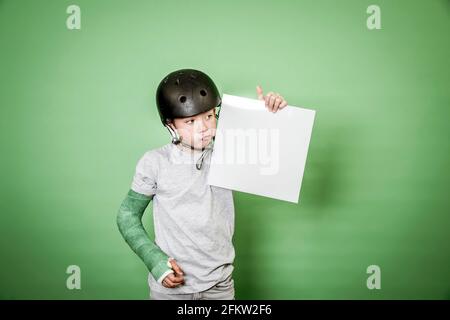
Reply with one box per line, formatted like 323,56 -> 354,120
165,123 -> 181,145
165,124 -> 214,152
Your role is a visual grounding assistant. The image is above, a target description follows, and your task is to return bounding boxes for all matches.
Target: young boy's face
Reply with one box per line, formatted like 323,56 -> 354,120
169,108 -> 216,150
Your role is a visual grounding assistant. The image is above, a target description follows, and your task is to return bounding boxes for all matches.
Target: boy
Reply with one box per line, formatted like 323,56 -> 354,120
117,69 -> 287,300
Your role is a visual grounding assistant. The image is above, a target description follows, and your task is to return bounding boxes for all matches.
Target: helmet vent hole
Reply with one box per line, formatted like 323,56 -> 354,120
200,89 -> 207,97
179,96 -> 187,103
175,79 -> 180,85
190,73 -> 197,79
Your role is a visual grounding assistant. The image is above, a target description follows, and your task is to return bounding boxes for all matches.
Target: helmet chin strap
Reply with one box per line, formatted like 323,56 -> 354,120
166,124 -> 213,150
165,124 -> 214,169
179,137 -> 215,170
194,137 -> 215,170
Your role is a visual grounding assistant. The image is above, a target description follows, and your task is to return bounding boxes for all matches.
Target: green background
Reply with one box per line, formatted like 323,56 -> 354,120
0,0 -> 449,299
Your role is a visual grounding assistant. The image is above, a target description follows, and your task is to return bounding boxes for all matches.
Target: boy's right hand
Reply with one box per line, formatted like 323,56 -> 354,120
162,258 -> 185,288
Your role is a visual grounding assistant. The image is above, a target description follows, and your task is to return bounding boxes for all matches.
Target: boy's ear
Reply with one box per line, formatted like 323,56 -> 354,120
167,121 -> 176,130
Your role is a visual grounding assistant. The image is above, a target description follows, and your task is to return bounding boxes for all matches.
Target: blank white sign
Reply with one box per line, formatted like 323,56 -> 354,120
208,94 -> 316,203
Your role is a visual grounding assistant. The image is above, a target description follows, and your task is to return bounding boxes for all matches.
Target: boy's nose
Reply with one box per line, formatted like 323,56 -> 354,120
195,120 -> 208,132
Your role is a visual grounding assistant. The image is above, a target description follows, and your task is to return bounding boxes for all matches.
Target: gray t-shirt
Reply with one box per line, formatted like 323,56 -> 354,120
130,142 -> 235,294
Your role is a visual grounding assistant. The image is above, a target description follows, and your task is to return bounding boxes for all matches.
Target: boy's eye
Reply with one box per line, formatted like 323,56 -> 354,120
185,119 -> 194,124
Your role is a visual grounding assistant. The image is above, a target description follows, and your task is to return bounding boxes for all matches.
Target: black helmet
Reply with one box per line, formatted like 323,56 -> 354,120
156,68 -> 221,125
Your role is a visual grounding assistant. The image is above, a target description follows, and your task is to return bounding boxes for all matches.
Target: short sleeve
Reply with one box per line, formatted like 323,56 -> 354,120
130,151 -> 158,197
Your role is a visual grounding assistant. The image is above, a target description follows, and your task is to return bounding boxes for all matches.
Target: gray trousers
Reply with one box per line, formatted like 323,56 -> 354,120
150,274 -> 235,300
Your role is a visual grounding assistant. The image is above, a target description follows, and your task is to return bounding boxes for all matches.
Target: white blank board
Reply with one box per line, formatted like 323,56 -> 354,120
208,94 -> 316,203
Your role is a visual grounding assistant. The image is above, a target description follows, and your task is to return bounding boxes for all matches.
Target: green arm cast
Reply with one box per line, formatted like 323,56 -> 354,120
117,189 -> 173,283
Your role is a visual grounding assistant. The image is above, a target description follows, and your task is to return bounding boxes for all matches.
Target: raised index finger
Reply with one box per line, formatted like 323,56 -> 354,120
256,85 -> 264,100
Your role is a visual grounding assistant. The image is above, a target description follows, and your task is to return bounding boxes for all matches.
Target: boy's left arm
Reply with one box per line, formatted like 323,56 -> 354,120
256,85 -> 288,113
